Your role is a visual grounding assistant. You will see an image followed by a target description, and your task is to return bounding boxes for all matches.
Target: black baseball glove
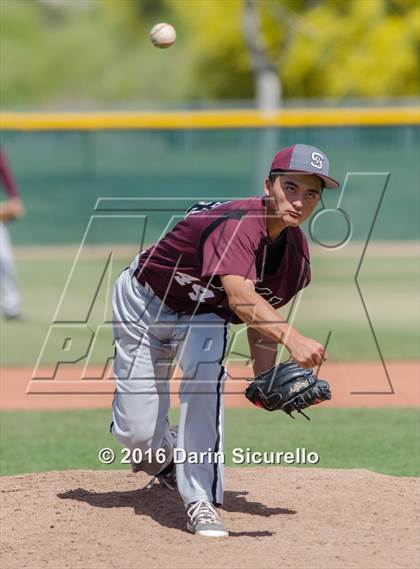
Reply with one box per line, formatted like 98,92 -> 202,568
244,360 -> 331,420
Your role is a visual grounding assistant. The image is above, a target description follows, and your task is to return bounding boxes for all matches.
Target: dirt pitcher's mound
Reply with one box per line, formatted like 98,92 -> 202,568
1,469 -> 418,569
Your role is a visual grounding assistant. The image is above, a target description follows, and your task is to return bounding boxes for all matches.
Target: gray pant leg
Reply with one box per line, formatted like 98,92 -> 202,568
111,266 -> 176,475
0,222 -> 21,317
174,314 -> 228,506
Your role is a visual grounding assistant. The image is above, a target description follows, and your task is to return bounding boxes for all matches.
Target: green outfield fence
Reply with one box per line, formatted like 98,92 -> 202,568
0,107 -> 419,245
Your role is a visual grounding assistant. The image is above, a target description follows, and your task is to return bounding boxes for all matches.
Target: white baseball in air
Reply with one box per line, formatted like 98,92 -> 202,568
150,23 -> 176,49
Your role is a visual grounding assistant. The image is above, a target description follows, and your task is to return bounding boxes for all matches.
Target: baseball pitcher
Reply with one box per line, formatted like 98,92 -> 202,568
110,144 -> 339,537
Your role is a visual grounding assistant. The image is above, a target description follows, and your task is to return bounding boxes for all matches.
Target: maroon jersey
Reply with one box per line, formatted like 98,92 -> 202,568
135,197 -> 311,324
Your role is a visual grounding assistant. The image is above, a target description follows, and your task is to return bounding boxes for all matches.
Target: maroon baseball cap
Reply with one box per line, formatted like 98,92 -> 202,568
270,144 -> 340,189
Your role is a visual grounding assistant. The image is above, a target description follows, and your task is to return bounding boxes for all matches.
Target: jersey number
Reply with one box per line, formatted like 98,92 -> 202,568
174,272 -> 215,303
189,284 -> 215,302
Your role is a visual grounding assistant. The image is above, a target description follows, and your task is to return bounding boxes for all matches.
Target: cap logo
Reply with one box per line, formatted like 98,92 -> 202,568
310,151 -> 324,170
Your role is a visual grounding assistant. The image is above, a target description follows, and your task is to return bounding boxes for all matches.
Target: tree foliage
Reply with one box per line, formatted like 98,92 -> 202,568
0,0 -> 418,108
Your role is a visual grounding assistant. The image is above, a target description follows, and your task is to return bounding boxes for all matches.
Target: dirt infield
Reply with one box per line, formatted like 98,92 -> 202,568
1,468 -> 418,569
1,361 -> 418,410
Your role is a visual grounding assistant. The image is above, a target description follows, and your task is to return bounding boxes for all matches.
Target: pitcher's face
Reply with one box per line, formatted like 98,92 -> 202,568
264,173 -> 323,227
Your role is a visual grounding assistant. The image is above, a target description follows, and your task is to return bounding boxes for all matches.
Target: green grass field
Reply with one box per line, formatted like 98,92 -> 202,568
1,248 -> 417,481
1,246 -> 418,367
1,408 -> 418,478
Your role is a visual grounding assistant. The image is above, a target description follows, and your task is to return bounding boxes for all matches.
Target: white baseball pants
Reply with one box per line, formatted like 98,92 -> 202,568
110,257 -> 228,506
0,222 -> 21,318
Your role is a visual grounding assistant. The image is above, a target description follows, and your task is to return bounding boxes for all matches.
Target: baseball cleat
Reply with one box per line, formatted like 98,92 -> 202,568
186,501 -> 228,537
154,426 -> 178,490
142,426 -> 178,490
143,460 -> 177,491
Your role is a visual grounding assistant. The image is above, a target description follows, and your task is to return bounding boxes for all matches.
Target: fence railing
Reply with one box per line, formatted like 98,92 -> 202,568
1,106 -> 419,130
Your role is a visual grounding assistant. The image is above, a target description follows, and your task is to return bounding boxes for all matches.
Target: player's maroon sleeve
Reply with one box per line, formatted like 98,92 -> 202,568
0,151 -> 19,198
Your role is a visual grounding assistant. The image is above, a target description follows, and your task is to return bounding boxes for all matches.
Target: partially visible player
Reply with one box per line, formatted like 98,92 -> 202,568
0,149 -> 24,320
